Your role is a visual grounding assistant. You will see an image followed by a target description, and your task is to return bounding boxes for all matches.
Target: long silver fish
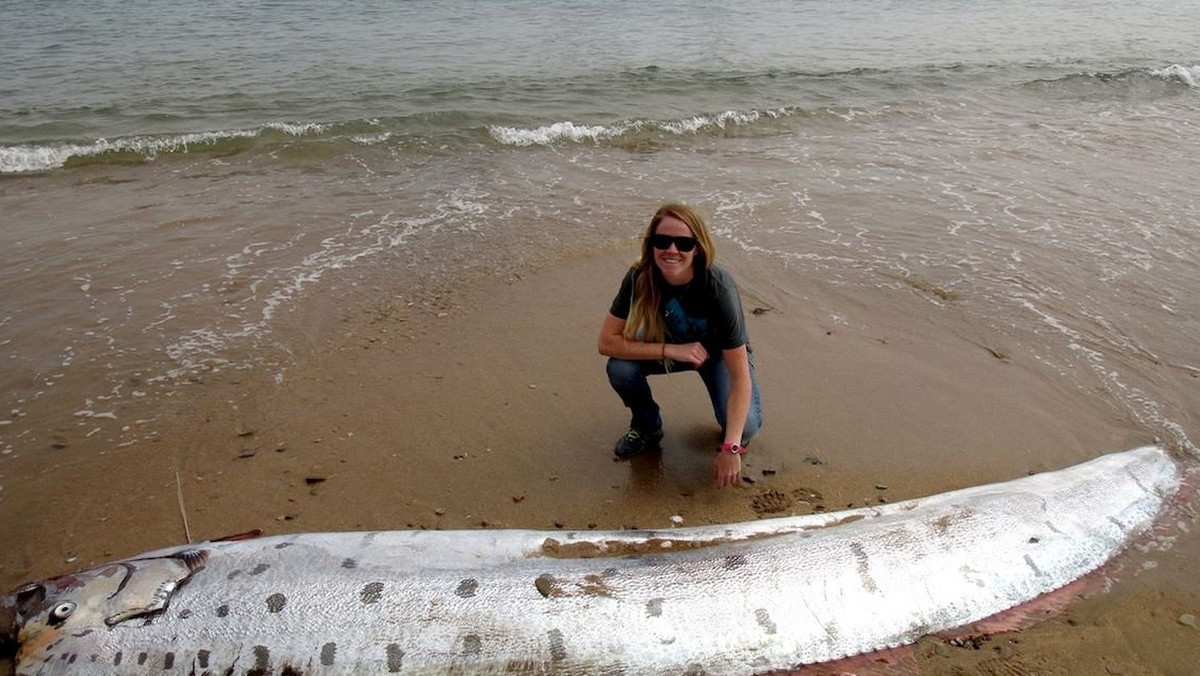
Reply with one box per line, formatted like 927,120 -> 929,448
0,445 -> 1180,674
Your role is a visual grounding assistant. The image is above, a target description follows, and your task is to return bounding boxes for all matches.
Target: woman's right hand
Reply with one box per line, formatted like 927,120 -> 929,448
664,341 -> 708,366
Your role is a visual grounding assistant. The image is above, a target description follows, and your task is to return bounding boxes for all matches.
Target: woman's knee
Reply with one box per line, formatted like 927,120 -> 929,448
742,409 -> 762,441
606,358 -> 644,389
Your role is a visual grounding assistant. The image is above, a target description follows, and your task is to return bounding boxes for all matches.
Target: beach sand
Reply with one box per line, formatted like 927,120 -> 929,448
1,245 -> 1196,674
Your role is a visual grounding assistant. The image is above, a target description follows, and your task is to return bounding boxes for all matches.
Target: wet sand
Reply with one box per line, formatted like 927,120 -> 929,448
1,245 -> 1197,674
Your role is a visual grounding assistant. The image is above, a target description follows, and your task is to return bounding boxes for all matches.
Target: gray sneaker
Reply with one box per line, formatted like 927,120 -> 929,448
613,427 -> 664,458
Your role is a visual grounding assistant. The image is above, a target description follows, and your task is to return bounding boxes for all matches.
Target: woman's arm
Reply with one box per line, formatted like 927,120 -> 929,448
714,344 -> 752,488
598,313 -> 708,365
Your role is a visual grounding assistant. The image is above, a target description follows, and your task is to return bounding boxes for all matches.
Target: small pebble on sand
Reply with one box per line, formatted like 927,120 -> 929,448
1179,613 -> 1196,628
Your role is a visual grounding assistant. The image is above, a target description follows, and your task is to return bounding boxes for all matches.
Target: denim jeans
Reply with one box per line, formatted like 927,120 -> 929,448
606,350 -> 763,444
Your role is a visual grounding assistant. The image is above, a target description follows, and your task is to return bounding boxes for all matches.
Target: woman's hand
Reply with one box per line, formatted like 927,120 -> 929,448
714,451 -> 742,488
664,341 -> 708,367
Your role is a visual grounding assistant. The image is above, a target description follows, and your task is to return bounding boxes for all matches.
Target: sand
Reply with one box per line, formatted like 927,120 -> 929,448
1,245 -> 1197,674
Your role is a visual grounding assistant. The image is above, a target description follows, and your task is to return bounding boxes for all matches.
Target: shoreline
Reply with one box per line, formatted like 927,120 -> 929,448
1,246 -> 1196,673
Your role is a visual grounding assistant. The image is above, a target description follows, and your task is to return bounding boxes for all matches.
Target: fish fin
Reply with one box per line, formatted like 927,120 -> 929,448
213,529 -> 263,542
177,548 -> 210,573
942,572 -> 1103,640
102,550 -> 209,627
764,645 -> 920,675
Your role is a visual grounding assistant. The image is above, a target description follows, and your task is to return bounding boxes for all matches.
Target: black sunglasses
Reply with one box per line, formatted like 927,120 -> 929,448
650,234 -> 699,252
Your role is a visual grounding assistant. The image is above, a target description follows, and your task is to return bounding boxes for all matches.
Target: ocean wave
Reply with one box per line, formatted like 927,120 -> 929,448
1025,64 -> 1200,91
488,108 -> 792,147
0,122 -> 330,174
1149,64 -> 1199,88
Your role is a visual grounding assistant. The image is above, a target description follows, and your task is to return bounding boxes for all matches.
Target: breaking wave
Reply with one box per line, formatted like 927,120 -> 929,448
1027,63 -> 1200,90
489,108 -> 795,147
1149,64 -> 1199,88
0,122 -> 331,174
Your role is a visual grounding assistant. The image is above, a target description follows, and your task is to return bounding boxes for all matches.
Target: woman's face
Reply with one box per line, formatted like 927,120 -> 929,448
651,215 -> 698,284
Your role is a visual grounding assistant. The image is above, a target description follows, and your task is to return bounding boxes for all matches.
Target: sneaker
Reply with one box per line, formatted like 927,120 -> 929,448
613,427 -> 663,459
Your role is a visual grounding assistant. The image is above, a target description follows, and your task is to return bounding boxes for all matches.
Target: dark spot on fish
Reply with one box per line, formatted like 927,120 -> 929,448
463,634 -> 482,656
321,642 -> 337,666
198,650 -> 210,668
341,558 -> 358,569
90,654 -> 98,663
275,542 -> 293,549
67,654 -> 76,664
755,608 -> 777,634
138,652 -> 148,665
386,643 -> 404,672
456,579 -> 479,598
548,629 -> 567,661
1024,554 -> 1044,576
647,598 -> 664,617
216,604 -> 230,618
850,542 -> 878,592
602,567 -> 618,577
266,593 -> 287,613
227,570 -> 243,580
723,554 -> 746,570
361,582 -> 384,604
113,652 -> 122,666
179,609 -> 193,619
249,563 -> 271,576
163,652 -> 175,669
71,629 -> 93,637
1029,537 -> 1040,544
254,645 -> 270,671
282,666 -> 304,676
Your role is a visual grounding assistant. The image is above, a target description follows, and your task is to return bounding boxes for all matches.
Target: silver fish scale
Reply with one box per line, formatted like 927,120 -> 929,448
6,445 -> 1180,674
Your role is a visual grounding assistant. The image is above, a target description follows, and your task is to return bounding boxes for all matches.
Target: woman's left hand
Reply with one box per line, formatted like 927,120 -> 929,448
714,451 -> 742,488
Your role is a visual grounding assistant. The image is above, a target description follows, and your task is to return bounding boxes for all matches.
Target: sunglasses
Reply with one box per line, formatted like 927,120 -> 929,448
650,234 -> 699,252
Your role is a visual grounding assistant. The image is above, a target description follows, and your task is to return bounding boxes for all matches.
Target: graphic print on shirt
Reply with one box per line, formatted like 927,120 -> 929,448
664,297 -> 707,342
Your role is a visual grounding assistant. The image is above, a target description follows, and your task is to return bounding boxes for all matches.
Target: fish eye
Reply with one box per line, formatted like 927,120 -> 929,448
48,601 -> 76,625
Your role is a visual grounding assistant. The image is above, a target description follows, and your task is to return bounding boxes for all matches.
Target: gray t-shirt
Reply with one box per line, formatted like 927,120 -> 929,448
609,264 -> 750,354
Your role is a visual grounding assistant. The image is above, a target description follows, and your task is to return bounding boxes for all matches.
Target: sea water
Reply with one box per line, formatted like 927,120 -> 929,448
0,0 -> 1197,459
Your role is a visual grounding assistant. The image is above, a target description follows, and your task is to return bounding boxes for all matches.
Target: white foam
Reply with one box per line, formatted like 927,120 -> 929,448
1149,64 -> 1199,88
489,108 -> 790,147
0,123 -> 327,173
264,122 -> 328,136
489,120 -> 638,146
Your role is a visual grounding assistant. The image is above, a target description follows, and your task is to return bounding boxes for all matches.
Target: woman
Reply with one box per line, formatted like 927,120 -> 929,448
598,203 -> 763,488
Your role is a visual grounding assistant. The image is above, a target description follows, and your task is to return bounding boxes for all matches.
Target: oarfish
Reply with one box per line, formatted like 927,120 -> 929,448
0,445 -> 1180,674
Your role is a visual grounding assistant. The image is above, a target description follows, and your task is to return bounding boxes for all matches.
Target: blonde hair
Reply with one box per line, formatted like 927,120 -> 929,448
623,203 -> 716,343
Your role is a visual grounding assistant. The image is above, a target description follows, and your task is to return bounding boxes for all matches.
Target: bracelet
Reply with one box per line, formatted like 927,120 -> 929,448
721,442 -> 746,455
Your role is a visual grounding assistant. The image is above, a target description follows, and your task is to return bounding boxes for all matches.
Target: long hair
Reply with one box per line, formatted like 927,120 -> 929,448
623,203 -> 716,343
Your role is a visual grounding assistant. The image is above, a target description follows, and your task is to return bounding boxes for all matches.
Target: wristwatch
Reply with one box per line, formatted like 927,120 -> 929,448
720,442 -> 746,455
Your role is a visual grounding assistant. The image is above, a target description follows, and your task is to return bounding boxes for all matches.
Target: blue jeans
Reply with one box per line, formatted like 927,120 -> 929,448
606,351 -> 763,445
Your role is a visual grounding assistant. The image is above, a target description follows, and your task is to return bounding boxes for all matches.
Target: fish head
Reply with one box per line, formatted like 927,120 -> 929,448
0,549 -> 208,664
1,564 -> 126,663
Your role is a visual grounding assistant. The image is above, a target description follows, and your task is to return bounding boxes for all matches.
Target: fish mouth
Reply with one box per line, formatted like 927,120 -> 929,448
0,592 -> 17,666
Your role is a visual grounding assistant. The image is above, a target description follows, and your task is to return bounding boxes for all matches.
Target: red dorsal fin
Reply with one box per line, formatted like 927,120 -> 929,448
211,529 -> 263,542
